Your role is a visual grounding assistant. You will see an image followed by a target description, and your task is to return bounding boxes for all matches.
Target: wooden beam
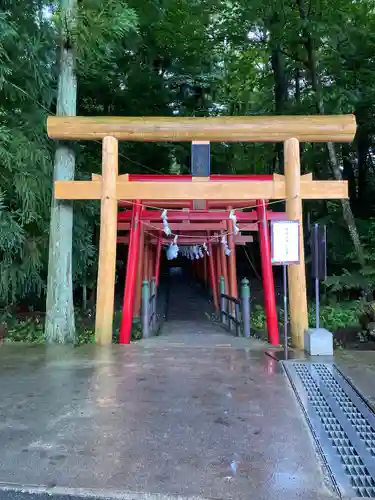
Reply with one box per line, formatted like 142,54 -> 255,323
95,136 -> 118,345
117,235 -> 253,244
93,173 -> 129,181
47,115 -> 356,142
117,222 -> 249,231
55,179 -> 348,201
273,172 -> 313,181
119,209 -> 288,222
284,138 -> 309,349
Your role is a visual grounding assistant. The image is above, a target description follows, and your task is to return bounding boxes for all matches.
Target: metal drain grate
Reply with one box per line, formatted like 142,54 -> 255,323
283,361 -> 375,498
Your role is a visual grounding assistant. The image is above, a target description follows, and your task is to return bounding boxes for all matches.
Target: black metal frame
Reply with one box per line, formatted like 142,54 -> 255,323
149,292 -> 156,330
220,293 -> 241,336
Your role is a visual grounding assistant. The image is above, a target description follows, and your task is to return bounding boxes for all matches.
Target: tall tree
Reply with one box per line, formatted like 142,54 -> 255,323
294,0 -> 366,268
45,0 -> 77,343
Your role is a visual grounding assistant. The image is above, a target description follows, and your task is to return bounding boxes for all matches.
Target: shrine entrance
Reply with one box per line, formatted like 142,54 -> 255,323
47,114 -> 356,349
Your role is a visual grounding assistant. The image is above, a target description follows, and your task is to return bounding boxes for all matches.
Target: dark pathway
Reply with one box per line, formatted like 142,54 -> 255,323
165,270 -> 214,322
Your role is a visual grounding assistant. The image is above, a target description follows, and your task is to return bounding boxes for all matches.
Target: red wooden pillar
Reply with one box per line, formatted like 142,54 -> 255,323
155,233 -> 162,287
219,236 -> 229,294
143,237 -> 149,281
208,239 -> 218,311
199,257 -> 204,284
214,244 -> 221,303
120,200 -> 142,344
227,206 -> 238,299
257,200 -> 279,345
203,253 -> 208,287
149,244 -> 154,279
133,224 -> 144,317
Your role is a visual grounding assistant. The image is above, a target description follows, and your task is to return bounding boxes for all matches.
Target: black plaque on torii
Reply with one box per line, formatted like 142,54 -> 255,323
191,142 -> 210,177
191,141 -> 210,209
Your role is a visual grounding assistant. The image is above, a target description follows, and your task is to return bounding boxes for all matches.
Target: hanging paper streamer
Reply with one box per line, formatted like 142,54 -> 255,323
179,244 -> 209,259
161,209 -> 171,236
166,235 -> 179,260
229,209 -> 239,235
221,233 -> 231,256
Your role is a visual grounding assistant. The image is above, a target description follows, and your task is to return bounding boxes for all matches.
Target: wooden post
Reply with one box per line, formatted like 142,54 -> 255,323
143,236 -> 149,282
203,253 -> 208,287
95,136 -> 118,345
133,224 -> 144,318
119,200 -> 142,344
149,244 -> 154,281
284,138 -> 309,348
241,278 -> 251,338
155,233 -> 162,288
214,238 -> 221,299
219,236 -> 229,296
208,239 -> 219,312
227,206 -> 238,299
257,200 -> 279,346
141,280 -> 150,338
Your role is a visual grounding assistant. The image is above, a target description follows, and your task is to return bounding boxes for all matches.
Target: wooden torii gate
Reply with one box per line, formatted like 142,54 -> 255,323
47,114 -> 356,349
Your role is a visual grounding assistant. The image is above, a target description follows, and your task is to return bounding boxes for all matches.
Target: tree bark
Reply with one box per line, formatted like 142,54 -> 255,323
296,0 -> 365,268
269,13 -> 288,173
355,105 -> 371,218
45,0 -> 77,343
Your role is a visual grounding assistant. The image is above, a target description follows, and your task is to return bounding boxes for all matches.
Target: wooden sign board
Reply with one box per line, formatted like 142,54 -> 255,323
271,220 -> 300,265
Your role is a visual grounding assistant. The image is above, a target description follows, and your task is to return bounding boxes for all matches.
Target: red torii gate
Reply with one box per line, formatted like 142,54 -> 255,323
113,173 -> 290,346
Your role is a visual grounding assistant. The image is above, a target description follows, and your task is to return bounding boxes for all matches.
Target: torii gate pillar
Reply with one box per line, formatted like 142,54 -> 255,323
284,138 -> 308,349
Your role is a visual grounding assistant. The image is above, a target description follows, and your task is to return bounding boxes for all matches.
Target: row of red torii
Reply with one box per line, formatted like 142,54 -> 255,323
47,114 -> 356,349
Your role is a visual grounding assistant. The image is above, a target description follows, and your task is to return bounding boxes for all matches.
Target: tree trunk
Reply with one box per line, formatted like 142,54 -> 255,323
355,105 -> 371,218
269,14 -> 288,173
45,0 -> 77,343
296,0 -> 366,268
295,67 -> 301,105
342,144 -> 356,207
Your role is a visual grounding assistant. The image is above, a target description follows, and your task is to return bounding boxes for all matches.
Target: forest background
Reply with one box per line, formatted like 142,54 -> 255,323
1,0 -> 375,346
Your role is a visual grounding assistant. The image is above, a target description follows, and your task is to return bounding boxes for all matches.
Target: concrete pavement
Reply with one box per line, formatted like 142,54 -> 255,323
0,342 -> 336,500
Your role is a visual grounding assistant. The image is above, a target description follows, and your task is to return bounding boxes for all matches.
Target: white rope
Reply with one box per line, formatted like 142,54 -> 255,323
161,209 -> 171,236
229,209 -> 239,235
221,233 -> 231,256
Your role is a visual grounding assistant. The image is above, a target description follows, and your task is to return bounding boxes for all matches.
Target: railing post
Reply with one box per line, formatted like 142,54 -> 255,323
234,302 -> 240,337
228,298 -> 233,332
141,280 -> 150,338
151,276 -> 157,332
241,278 -> 251,338
219,276 -> 227,326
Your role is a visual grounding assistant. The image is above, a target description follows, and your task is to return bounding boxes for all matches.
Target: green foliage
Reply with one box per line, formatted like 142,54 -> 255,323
251,301 -> 361,334
3,309 -> 142,344
74,0 -> 138,77
2,0 -> 375,317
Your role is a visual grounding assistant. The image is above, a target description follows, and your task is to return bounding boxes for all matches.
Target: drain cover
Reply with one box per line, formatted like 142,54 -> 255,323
283,361 -> 375,498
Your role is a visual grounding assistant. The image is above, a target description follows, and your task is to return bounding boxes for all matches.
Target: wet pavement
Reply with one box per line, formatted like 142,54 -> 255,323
335,350 -> 375,410
0,343 -> 337,500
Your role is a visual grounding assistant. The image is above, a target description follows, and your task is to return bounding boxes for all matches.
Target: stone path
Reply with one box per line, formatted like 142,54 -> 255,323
148,272 -> 267,349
